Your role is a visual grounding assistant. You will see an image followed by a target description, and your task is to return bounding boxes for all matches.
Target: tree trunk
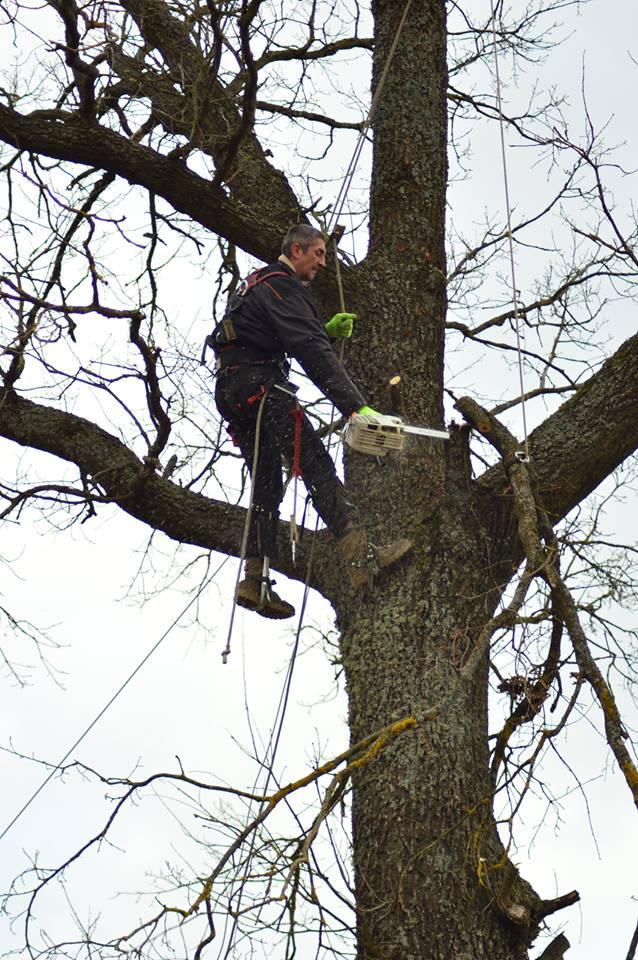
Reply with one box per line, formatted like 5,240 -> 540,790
340,458 -> 538,959
339,3 -> 540,956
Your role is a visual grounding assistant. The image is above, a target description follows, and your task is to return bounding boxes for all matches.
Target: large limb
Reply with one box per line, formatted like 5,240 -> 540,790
0,104 -> 280,261
116,0 -> 301,221
0,390 -> 318,582
469,329 -> 638,526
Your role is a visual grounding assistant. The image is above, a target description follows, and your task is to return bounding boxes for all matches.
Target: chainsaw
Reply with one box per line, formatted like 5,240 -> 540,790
343,413 -> 449,457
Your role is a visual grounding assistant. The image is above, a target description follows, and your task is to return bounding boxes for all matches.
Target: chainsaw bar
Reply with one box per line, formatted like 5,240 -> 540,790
344,414 -> 449,457
402,424 -> 450,440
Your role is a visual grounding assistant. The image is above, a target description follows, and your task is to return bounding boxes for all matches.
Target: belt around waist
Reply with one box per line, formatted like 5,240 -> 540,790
214,353 -> 287,374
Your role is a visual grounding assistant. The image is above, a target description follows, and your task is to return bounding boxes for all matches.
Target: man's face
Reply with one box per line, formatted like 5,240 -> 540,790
290,240 -> 326,282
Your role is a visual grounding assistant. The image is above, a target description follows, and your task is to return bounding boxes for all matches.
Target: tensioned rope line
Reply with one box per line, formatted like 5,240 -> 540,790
0,555 -> 230,844
326,0 -> 414,238
489,0 -> 530,461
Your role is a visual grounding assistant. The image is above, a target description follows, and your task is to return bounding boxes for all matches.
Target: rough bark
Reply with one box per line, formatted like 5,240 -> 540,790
336,3 -> 538,958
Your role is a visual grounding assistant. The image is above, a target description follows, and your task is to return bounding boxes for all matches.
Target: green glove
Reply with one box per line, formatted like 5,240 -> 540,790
325,311 -> 356,338
356,405 -> 382,418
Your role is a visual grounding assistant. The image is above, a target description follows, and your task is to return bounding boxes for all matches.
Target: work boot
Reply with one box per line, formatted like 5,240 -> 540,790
337,527 -> 413,589
235,558 -> 295,620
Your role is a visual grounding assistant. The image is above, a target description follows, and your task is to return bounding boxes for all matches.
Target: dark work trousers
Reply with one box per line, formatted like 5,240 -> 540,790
215,363 -> 355,560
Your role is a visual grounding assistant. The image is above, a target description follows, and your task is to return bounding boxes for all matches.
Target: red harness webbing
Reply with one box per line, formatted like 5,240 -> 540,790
290,407 -> 304,478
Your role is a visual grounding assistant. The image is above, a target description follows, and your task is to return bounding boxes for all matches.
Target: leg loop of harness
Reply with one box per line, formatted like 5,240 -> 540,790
290,405 -> 304,479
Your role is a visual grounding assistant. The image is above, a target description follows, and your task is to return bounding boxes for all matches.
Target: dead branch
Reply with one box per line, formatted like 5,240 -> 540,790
457,396 -> 638,812
536,933 -> 570,960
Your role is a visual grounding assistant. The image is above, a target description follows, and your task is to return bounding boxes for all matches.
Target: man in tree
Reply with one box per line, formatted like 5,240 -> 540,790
3,1 -> 638,957
211,223 -> 412,618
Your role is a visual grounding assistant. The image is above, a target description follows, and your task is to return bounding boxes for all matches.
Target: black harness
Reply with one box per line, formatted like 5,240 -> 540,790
201,268 -> 288,368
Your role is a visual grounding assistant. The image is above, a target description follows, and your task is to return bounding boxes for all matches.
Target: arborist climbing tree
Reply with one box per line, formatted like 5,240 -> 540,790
2,2 -> 638,960
208,223 -> 412,618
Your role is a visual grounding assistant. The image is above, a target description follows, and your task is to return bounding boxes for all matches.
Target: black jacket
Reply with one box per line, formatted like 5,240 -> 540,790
214,260 -> 365,417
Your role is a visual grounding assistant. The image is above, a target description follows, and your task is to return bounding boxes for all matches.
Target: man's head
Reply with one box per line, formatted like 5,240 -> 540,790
282,224 -> 326,282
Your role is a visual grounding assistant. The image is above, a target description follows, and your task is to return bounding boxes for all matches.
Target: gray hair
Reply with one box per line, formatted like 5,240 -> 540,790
281,224 -> 324,256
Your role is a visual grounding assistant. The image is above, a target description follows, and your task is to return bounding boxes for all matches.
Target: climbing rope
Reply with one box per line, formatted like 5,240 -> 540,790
326,0 -> 414,238
489,0 -> 530,461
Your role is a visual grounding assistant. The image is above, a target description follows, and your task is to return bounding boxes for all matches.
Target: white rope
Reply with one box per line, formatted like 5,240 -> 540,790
489,0 -> 530,460
326,0 -> 414,237
221,389 -> 268,664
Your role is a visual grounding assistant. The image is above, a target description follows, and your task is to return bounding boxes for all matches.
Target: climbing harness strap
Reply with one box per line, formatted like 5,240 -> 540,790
215,350 -> 287,376
201,269 -> 289,365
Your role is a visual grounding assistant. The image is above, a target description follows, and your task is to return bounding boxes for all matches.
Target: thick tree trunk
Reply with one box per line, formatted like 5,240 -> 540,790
339,4 -> 540,957
339,456 -> 538,959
